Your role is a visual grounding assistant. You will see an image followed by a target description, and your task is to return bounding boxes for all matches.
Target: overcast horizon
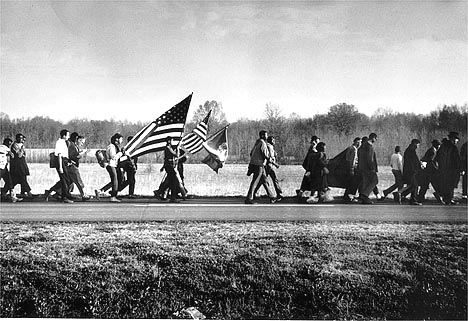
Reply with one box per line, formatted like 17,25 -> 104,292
1,0 -> 467,123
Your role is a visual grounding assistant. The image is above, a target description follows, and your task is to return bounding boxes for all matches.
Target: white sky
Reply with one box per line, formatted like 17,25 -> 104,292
1,0 -> 467,122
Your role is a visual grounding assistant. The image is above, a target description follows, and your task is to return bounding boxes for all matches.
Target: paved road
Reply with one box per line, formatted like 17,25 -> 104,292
1,197 -> 466,222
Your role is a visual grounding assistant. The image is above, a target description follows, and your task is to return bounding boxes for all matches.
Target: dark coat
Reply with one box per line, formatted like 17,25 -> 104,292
309,151 -> 328,191
357,141 -> 378,172
436,140 -> 461,190
420,147 -> 438,175
10,142 -> 29,177
403,144 -> 420,183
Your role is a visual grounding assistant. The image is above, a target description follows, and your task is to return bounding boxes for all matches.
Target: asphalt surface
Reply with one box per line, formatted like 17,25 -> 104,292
1,196 -> 467,222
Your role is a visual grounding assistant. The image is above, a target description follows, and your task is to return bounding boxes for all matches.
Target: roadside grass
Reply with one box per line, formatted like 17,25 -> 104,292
1,222 -> 466,319
20,163 -> 460,199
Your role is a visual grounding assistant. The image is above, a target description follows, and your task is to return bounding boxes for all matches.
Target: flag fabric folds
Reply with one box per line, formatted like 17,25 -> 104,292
202,125 -> 229,173
181,110 -> 211,154
124,94 -> 192,158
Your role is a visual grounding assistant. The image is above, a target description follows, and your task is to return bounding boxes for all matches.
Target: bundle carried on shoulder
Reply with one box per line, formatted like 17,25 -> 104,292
95,149 -> 108,168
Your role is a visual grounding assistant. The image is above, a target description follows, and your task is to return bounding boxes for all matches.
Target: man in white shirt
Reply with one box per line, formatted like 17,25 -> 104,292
381,146 -> 403,200
45,129 -> 74,203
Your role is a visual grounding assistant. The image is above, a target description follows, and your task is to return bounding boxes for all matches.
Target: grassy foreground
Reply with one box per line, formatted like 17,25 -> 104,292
0,221 -> 466,319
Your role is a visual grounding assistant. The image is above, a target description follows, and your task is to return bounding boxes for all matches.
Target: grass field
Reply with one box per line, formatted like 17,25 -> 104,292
17,163 -> 463,199
0,221 -> 466,319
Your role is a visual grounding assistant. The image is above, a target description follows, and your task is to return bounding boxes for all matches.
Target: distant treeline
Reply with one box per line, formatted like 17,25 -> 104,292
1,103 -> 466,165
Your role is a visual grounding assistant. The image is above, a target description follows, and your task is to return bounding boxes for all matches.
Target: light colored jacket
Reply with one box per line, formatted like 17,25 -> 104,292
106,143 -> 122,168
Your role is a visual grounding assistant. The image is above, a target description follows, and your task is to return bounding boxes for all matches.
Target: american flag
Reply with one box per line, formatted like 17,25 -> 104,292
181,110 -> 211,154
124,94 -> 192,158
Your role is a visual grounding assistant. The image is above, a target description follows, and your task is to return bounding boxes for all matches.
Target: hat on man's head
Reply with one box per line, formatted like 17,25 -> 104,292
448,131 -> 460,139
431,139 -> 441,147
15,133 -> 25,140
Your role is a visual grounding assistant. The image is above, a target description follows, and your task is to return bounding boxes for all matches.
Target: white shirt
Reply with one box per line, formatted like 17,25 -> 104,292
389,153 -> 403,172
54,139 -> 69,158
0,145 -> 10,170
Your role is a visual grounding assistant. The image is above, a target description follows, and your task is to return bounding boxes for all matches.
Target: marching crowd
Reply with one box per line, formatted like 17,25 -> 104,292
244,130 -> 467,205
0,129 -> 466,205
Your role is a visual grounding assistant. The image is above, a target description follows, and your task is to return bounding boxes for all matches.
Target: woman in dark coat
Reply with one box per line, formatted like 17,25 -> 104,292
435,132 -> 462,204
400,139 -> 422,205
10,133 -> 32,197
306,142 -> 329,203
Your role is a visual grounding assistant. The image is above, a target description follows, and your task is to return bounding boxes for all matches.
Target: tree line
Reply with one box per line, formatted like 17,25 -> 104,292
0,102 -> 466,165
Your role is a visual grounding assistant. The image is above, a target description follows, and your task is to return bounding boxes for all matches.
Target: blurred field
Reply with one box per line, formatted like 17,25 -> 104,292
17,163 -> 459,199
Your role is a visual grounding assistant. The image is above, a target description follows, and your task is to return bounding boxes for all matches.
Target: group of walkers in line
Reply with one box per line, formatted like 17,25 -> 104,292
244,130 -> 467,206
0,128 -> 466,206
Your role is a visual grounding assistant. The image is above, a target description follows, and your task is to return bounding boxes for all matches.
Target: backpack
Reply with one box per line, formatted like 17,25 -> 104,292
95,149 -> 108,168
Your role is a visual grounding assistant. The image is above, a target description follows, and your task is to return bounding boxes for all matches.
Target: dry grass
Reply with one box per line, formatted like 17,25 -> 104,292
1,221 -> 466,319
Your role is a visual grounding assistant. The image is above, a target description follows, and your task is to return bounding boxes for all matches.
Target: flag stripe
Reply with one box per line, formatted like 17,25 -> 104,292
181,114 -> 210,154
125,94 -> 192,158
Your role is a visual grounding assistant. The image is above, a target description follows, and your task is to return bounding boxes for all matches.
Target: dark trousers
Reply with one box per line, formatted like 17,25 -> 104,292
164,164 -> 178,200
358,170 -> 378,200
344,171 -> 360,196
158,169 -> 186,198
11,175 -> 31,194
383,169 -> 403,196
1,167 -> 13,196
119,167 -> 136,195
50,161 -> 73,201
401,174 -> 419,203
418,172 -> 439,202
247,165 -> 274,200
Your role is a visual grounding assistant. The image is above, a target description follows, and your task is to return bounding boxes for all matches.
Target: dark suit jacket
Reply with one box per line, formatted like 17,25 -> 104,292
357,141 -> 377,172
403,144 -> 420,183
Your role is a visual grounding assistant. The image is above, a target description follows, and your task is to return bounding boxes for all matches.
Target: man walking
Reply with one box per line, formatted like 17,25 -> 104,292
46,129 -> 74,203
382,146 -> 403,200
398,139 -> 422,205
245,130 -> 277,204
435,132 -> 462,204
357,133 -> 378,204
265,136 -> 283,200
418,139 -> 441,203
343,137 -> 361,202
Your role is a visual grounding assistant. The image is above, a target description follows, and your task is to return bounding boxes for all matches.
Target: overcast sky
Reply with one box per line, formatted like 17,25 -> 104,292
1,0 -> 466,122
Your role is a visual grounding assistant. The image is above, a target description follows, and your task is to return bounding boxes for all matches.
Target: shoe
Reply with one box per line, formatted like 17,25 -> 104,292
81,195 -> 90,201
393,192 -> 401,204
26,192 -> 34,198
270,198 -> 278,204
379,193 -> 388,201
449,200 -> 459,205
244,199 -> 256,204
11,196 -> 23,203
410,201 -> 422,206
128,195 -> 137,199
63,199 -> 74,204
110,197 -> 121,203
169,199 -> 180,203
361,199 -> 374,205
94,189 -> 101,200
